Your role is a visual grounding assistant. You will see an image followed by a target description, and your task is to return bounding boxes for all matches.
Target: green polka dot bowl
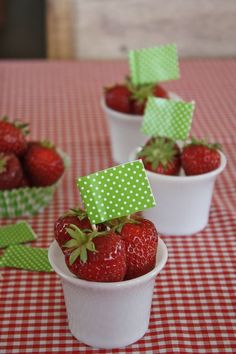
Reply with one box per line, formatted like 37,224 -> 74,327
0,149 -> 70,218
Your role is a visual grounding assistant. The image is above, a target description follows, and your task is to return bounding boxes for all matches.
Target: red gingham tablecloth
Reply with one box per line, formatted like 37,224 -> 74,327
0,59 -> 236,353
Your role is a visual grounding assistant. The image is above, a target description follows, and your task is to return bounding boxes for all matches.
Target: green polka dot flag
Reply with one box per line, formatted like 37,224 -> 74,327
0,222 -> 37,248
77,160 -> 156,224
0,245 -> 52,272
129,44 -> 180,86
141,97 -> 195,140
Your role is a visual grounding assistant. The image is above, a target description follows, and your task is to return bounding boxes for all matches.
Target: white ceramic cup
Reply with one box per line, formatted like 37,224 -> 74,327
48,237 -> 168,349
101,92 -> 181,164
130,150 -> 227,236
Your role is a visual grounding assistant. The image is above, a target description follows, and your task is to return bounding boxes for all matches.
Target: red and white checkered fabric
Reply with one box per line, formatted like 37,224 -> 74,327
0,59 -> 236,353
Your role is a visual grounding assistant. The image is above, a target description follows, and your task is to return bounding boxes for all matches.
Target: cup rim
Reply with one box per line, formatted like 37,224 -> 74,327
48,237 -> 168,290
100,92 -> 182,122
130,149 -> 227,183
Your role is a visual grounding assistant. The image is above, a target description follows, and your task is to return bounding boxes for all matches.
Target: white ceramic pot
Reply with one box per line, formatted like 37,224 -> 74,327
101,92 -> 181,164
48,238 -> 168,349
130,150 -> 227,236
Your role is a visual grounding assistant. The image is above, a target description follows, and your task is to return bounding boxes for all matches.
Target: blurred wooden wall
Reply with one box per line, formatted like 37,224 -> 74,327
46,0 -> 236,59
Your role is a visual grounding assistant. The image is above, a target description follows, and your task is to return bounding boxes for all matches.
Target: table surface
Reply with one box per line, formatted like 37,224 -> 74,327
0,59 -> 235,354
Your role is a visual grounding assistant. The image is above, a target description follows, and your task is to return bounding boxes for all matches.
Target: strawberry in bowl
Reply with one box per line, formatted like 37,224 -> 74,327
23,141 -> 65,187
131,136 -> 226,235
54,210 -> 159,282
0,117 -> 69,218
0,153 -> 24,190
137,136 -> 181,176
49,210 -> 168,348
104,81 -> 169,116
181,138 -> 221,176
0,116 -> 28,156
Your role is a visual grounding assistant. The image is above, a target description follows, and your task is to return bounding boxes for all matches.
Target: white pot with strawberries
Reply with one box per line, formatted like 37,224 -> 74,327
49,209 -> 167,349
101,81 -> 181,164
130,137 -> 227,235
49,209 -> 168,349
49,161 -> 168,348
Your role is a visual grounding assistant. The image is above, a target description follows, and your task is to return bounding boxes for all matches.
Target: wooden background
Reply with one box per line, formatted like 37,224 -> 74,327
46,0 -> 236,59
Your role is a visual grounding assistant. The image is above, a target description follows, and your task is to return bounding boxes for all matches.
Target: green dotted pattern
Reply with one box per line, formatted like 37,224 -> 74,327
0,245 -> 52,272
77,160 -> 156,224
0,185 -> 57,218
129,44 -> 180,86
141,97 -> 195,140
0,222 -> 37,248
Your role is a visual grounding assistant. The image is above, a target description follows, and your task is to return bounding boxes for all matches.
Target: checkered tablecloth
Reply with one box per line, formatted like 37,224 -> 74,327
0,59 -> 235,353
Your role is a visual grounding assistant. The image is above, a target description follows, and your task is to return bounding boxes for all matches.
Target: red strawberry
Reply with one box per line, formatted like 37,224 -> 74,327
105,84 -> 132,114
0,117 -> 28,156
17,174 -> 30,188
130,83 -> 169,115
181,138 -> 221,176
24,141 -> 64,186
118,216 -> 158,280
64,226 -> 127,282
0,152 -> 23,190
131,99 -> 146,115
153,85 -> 169,99
137,137 -> 181,175
54,208 -> 92,251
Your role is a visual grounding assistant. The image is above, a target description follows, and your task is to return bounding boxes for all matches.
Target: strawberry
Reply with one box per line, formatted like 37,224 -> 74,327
0,117 -> 28,156
153,84 -> 169,99
0,152 -> 23,190
131,99 -> 147,115
130,82 -> 168,115
23,141 -> 64,186
17,174 -> 30,188
117,216 -> 158,280
64,225 -> 127,282
105,84 -> 132,114
181,138 -> 221,176
137,137 -> 181,175
104,79 -> 169,115
54,208 -> 92,251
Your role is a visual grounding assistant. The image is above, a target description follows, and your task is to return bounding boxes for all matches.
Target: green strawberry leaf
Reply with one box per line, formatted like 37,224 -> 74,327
63,239 -> 79,249
86,241 -> 97,252
80,246 -> 88,263
69,247 -> 82,265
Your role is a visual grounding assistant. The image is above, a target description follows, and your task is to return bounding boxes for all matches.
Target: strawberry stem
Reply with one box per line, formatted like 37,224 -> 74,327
63,224 -> 108,265
40,140 -> 55,149
187,136 -> 222,151
125,77 -> 155,103
137,137 -> 178,171
92,224 -> 97,231
13,120 -> 30,136
65,207 -> 89,221
104,216 -> 140,234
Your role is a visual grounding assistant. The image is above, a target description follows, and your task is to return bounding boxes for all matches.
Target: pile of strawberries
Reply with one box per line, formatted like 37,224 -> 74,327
0,117 -> 65,190
105,80 -> 169,115
54,208 -> 158,282
137,136 -> 221,176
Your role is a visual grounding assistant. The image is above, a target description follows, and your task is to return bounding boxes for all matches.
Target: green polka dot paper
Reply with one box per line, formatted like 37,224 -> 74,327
0,185 -> 57,218
0,221 -> 37,248
129,44 -> 180,86
77,160 -> 156,224
141,97 -> 195,140
0,245 -> 52,272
